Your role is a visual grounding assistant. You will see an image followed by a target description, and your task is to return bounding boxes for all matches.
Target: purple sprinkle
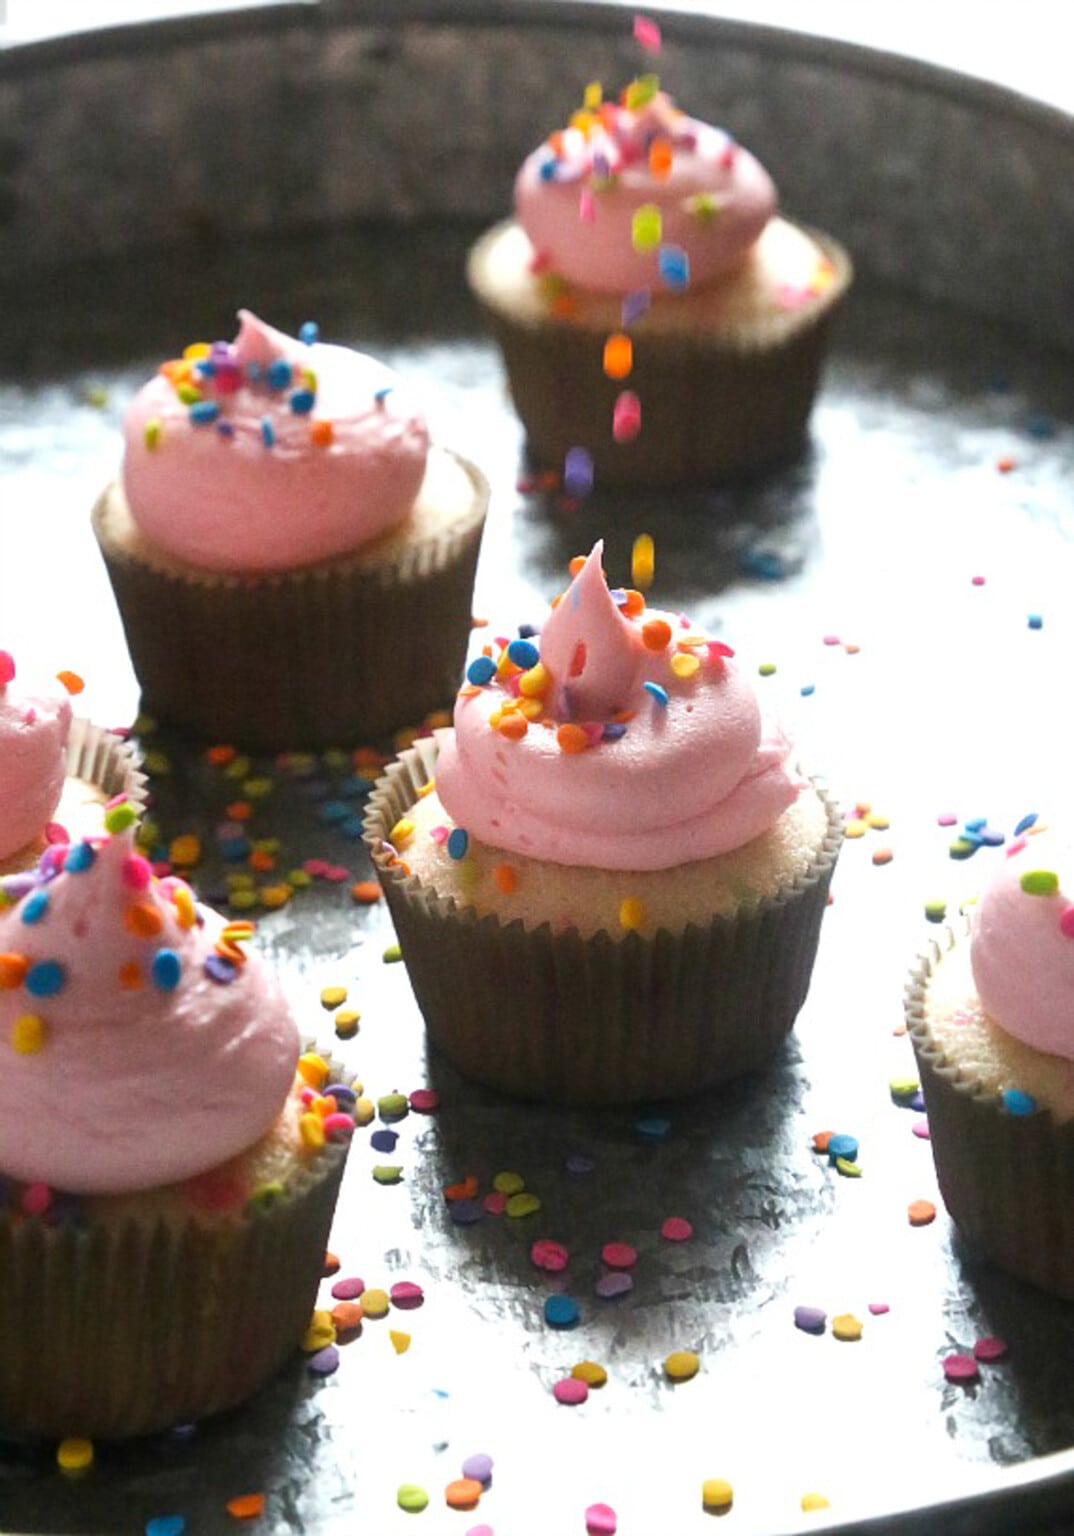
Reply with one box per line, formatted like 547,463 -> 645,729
595,1271 -> 633,1300
461,1453 -> 493,1484
370,1129 -> 398,1153
621,287 -> 651,326
563,446 -> 594,498
307,1344 -> 340,1376
331,1276 -> 365,1301
910,1090 -> 926,1112
325,1083 -> 356,1104
565,1152 -> 596,1176
203,953 -> 238,985
794,1305 -> 827,1334
449,1198 -> 484,1226
602,722 -> 628,742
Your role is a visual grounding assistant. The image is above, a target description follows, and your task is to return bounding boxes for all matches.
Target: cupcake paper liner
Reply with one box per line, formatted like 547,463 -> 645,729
0,1052 -> 352,1441
91,453 -> 489,751
906,935 -> 1074,1301
364,742 -> 842,1105
469,226 -> 852,488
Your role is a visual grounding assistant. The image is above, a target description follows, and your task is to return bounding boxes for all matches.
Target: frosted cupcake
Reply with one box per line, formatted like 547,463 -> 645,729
467,78 -> 852,487
364,543 -> 841,1104
907,828 -> 1074,1299
0,803 -> 358,1439
92,312 -> 489,750
0,650 -> 143,875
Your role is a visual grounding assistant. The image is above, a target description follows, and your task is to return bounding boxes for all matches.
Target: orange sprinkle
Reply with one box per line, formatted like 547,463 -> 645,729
0,954 -> 29,989
323,1251 -> 340,1276
220,920 -> 256,943
497,713 -> 529,741
550,294 -> 576,320
549,130 -> 565,157
997,455 -> 1017,474
248,849 -> 275,872
621,588 -> 645,617
609,708 -> 636,724
493,864 -> 518,894
350,881 -> 383,905
352,746 -> 386,769
310,420 -> 334,447
125,902 -> 163,938
556,723 -> 590,754
55,670 -> 84,695
649,136 -> 673,176
642,617 -> 672,651
332,1300 -> 364,1332
443,1175 -> 479,1202
225,801 -> 253,821
908,1199 -> 937,1227
457,683 -> 482,698
215,938 -> 249,967
206,745 -> 237,766
872,847 -> 894,866
445,1479 -> 483,1510
471,615 -> 489,628
225,1494 -> 266,1521
603,333 -> 634,380
812,1130 -> 834,1154
117,961 -> 143,990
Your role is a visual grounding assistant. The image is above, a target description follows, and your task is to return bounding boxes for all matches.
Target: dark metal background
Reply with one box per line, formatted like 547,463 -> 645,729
4,7 -> 1074,1534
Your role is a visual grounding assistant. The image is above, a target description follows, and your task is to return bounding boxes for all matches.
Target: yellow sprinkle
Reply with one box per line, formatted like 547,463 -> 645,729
334,1009 -> 361,1039
844,819 -> 868,839
492,1170 -> 525,1195
242,776 -> 274,799
393,725 -> 420,750
801,1493 -> 831,1513
505,1192 -> 542,1218
584,80 -> 602,110
832,1313 -> 863,1342
142,750 -> 171,775
172,886 -> 197,928
299,1112 -> 326,1150
416,778 -> 437,798
677,632 -> 709,648
518,697 -> 544,720
12,1013 -> 46,1055
296,1052 -> 330,1088
183,341 -> 211,359
670,652 -> 700,679
226,872 -> 255,889
56,1437 -> 94,1473
865,811 -> 890,830
354,1097 -> 375,1126
229,889 -> 259,911
619,897 -> 645,931
390,1329 -> 412,1354
222,755 -> 252,780
168,834 -> 201,866
302,1310 -> 336,1352
321,986 -> 348,1010
361,1287 -> 390,1319
631,532 -> 655,590
390,817 -> 416,850
571,1361 -> 607,1386
258,883 -> 292,909
252,837 -> 281,855
702,1479 -> 733,1510
664,1350 -> 700,1381
519,663 -> 550,697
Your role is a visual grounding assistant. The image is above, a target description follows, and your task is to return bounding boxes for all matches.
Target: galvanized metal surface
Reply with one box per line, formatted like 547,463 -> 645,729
4,7 -> 1074,1535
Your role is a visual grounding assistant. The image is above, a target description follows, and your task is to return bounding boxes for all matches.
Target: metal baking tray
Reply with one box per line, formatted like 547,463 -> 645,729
4,4 -> 1074,1532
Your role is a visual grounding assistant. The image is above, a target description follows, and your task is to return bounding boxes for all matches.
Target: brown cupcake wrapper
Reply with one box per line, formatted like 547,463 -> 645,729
470,226 -> 852,488
0,1044 -> 353,1440
906,934 -> 1074,1301
91,453 -> 489,752
364,741 -> 842,1105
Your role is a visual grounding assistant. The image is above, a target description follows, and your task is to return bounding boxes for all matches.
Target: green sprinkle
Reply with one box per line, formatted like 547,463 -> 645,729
924,898 -> 947,923
625,72 -> 660,109
378,1092 -> 409,1121
144,417 -> 162,449
397,1485 -> 429,1513
373,1165 -> 404,1185
949,839 -> 978,861
686,192 -> 721,222
287,869 -> 313,888
143,750 -> 171,776
1021,870 -> 1059,896
758,662 -> 777,677
834,1157 -> 862,1178
103,801 -> 138,834
505,1192 -> 542,1218
176,383 -> 201,405
383,943 -> 403,963
247,1180 -> 285,1213
85,384 -> 110,408
631,203 -> 662,252
322,748 -> 349,771
228,889 -> 259,911
243,777 -> 275,799
889,1077 -> 919,1101
223,756 -> 252,780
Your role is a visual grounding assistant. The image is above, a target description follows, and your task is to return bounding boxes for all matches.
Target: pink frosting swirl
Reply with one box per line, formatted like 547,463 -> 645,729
122,311 -> 430,572
971,831 -> 1074,1060
434,544 -> 803,871
514,87 -> 776,295
0,828 -> 300,1193
0,654 -> 72,861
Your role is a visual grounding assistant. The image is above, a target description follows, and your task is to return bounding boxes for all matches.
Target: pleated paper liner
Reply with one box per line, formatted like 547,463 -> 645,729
467,221 -> 852,488
906,933 -> 1074,1301
0,720 -> 147,877
0,1051 -> 353,1441
91,449 -> 489,752
364,740 -> 843,1106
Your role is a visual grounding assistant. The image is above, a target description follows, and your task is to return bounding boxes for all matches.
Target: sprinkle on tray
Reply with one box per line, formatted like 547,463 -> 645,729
664,1349 -> 700,1381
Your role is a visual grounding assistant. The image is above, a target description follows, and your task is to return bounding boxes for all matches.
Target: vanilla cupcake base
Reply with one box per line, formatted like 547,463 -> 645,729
907,935 -> 1074,1300
365,741 -> 842,1104
92,448 -> 489,751
467,217 -> 852,487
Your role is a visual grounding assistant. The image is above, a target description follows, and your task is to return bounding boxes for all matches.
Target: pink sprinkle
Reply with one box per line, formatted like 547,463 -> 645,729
585,1502 -> 618,1535
661,1216 -> 693,1242
390,1281 -> 424,1309
0,650 -> 14,684
582,722 -> 604,748
553,1377 -> 588,1405
776,283 -> 810,310
483,1191 -> 508,1216
936,812 -> 958,827
531,1239 -> 570,1273
303,859 -> 330,877
44,822 -> 69,846
718,142 -> 737,170
300,1087 -> 318,1106
822,634 -> 841,646
21,1182 -> 52,1217
430,825 -> 449,845
1007,836 -> 1028,858
633,14 -> 661,51
151,861 -> 172,878
323,1112 -> 355,1138
971,575 -> 986,587
22,706 -> 37,725
1060,906 -> 1074,939
579,188 -> 595,223
974,1335 -> 1008,1363
330,1276 -> 365,1301
868,1302 -> 890,1316
466,1527 -> 494,1536
911,1117 -> 931,1140
323,864 -> 352,883
612,390 -> 641,444
943,1353 -> 979,1383
601,1242 -> 637,1270
121,853 -> 153,889
409,1089 -> 440,1113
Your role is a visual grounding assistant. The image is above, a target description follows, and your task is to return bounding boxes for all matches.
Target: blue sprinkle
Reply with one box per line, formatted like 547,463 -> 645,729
245,361 -> 263,383
340,817 -> 366,839
910,1090 -> 926,1112
189,400 -> 219,424
959,829 -> 984,849
145,1518 -> 186,1536
544,1294 -> 580,1328
643,681 -> 669,707
447,828 -> 469,860
193,359 -> 215,377
1024,410 -> 1056,440
634,1115 -> 671,1143
988,370 -> 1010,394
289,388 -> 316,415
602,722 -> 627,742
507,638 -> 540,670
466,655 -> 496,687
538,155 -> 559,181
260,416 -> 276,448
299,320 -> 320,345
1002,1088 -> 1038,1116
518,623 -> 538,639
266,359 -> 293,390
965,817 -> 987,833
370,1129 -> 398,1153
340,775 -> 374,799
20,889 -> 50,924
373,386 -> 394,404
318,800 -> 352,825
25,960 -> 65,997
218,837 -> 251,863
449,1198 -> 484,1226
203,954 -> 238,985
152,949 -> 181,992
800,683 -> 815,697
657,243 -> 690,289
609,588 -> 628,608
63,841 -> 96,874
216,420 -> 235,438
738,549 -> 787,581
563,446 -> 594,498
1014,813 -> 1039,836
1028,614 -> 1043,630
827,1133 -> 858,1162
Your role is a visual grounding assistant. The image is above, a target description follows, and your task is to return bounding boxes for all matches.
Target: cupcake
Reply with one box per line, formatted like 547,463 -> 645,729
92,312 -> 489,751
906,828 -> 1074,1300
0,650 -> 144,876
467,78 -> 852,487
0,803 -> 358,1439
364,543 -> 841,1104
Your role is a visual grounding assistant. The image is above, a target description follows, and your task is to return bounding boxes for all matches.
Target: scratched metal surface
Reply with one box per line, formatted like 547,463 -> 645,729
5,8 -> 1074,1536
